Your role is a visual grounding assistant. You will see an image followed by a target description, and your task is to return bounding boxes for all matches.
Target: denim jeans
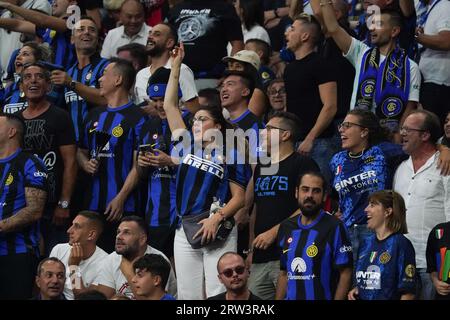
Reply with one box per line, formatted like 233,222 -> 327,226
347,224 -> 372,262
297,136 -> 341,185
416,268 -> 436,300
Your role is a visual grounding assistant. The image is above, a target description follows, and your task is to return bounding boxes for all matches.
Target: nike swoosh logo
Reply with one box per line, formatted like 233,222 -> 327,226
283,249 -> 291,254
89,128 -> 96,133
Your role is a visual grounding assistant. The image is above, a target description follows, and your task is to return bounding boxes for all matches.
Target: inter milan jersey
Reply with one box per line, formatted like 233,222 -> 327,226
278,211 -> 353,300
17,106 -> 76,206
253,152 -> 319,263
80,102 -> 146,212
0,149 -> 48,256
65,54 -> 109,141
356,233 -> 416,300
329,142 -> 407,228
175,141 -> 249,217
426,222 -> 450,300
230,109 -> 265,162
138,112 -> 192,228
1,81 -> 27,114
36,25 -> 76,70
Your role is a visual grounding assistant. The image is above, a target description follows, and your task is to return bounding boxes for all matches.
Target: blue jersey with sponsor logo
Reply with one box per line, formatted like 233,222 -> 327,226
175,140 -> 250,217
138,112 -> 192,228
330,142 -> 406,228
1,81 -> 27,114
65,55 -> 109,141
0,149 -> 48,256
356,233 -> 416,300
278,210 -> 353,300
80,102 -> 147,212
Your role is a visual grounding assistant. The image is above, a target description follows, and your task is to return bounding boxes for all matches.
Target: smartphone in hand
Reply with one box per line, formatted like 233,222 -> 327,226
139,144 -> 154,155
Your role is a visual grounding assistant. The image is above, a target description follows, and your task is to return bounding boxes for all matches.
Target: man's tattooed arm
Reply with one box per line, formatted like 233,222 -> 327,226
0,188 -> 47,233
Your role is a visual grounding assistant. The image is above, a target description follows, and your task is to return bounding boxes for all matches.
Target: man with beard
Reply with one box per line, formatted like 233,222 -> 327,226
247,111 -> 319,300
134,22 -> 198,115
94,216 -> 176,299
208,252 -> 261,300
275,172 -> 353,300
318,2 -> 420,142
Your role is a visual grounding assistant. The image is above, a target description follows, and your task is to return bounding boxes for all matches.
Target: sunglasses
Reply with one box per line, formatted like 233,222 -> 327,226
220,266 -> 246,278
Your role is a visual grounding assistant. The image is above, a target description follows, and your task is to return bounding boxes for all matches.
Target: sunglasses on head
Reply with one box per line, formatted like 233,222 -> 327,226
220,265 -> 246,278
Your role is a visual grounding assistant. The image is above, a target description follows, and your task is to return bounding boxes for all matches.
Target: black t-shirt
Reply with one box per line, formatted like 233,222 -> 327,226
17,106 -> 76,207
318,27 -> 356,120
169,0 -> 243,77
283,52 -> 337,139
207,291 -> 261,300
426,222 -> 450,300
253,152 -> 319,263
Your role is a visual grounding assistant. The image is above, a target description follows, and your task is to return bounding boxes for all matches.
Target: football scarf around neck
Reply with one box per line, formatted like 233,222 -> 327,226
355,46 -> 410,127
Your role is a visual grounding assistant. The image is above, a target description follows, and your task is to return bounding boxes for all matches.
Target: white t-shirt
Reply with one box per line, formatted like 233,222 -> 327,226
344,38 -> 421,112
50,243 -> 108,300
100,24 -> 151,59
94,245 -> 177,299
134,60 -> 198,104
0,0 -> 51,79
419,0 -> 450,85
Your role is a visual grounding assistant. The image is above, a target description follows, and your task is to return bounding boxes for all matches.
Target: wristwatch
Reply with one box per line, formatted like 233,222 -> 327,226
58,200 -> 70,209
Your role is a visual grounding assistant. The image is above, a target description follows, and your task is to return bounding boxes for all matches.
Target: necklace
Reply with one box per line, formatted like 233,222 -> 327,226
348,149 -> 365,159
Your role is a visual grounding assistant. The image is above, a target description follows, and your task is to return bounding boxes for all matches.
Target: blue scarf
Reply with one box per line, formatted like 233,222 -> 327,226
355,46 -> 410,131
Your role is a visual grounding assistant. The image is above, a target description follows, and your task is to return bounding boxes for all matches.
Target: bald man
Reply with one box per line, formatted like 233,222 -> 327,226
101,0 -> 151,58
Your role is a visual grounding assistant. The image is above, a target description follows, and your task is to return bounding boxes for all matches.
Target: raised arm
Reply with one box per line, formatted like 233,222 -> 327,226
0,1 -> 67,33
0,18 -> 36,34
312,0 -> 353,54
163,43 -> 188,133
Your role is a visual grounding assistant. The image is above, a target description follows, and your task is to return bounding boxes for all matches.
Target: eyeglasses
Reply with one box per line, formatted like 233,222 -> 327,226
268,88 -> 286,96
265,124 -> 289,131
220,266 -> 246,278
399,126 -> 426,134
338,122 -> 366,130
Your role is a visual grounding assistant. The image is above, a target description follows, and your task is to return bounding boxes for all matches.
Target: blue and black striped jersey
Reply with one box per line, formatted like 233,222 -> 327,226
230,109 -> 265,162
36,25 -> 76,70
278,211 -> 353,300
356,233 -> 416,300
138,113 -> 192,228
1,81 -> 27,114
0,149 -> 48,256
175,141 -> 250,217
80,102 -> 147,212
64,54 -> 109,141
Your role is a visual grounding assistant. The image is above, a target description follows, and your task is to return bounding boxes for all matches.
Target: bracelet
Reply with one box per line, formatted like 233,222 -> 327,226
320,1 -> 333,6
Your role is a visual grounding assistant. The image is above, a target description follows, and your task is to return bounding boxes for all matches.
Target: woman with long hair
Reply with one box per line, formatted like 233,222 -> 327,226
163,43 -> 249,299
348,190 -> 416,300
1,42 -> 51,114
330,109 -> 407,257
